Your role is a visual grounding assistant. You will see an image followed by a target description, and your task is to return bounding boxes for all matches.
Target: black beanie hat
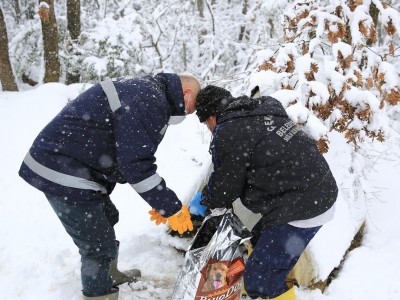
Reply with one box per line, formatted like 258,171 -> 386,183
196,85 -> 232,123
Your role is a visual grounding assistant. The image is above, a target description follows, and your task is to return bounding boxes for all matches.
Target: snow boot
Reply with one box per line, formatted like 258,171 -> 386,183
258,286 -> 296,300
109,241 -> 141,286
82,287 -> 119,300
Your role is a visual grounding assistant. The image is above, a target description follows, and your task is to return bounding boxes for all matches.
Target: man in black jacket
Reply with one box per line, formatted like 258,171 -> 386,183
191,85 -> 337,300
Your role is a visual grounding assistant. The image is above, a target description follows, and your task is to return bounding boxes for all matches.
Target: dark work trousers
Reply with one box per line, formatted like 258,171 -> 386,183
45,194 -> 119,296
244,222 -> 321,299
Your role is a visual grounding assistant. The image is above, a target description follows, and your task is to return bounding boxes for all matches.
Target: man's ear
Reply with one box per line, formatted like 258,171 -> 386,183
208,116 -> 217,124
183,87 -> 192,95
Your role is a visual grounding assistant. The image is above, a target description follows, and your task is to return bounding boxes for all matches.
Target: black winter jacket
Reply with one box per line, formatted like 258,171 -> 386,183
201,96 -> 337,229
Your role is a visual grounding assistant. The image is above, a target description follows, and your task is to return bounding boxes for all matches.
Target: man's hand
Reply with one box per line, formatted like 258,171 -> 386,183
148,208 -> 167,225
189,192 -> 208,217
168,205 -> 194,234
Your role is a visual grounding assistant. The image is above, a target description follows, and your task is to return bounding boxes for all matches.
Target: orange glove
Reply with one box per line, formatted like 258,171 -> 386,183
168,205 -> 194,234
148,208 -> 167,225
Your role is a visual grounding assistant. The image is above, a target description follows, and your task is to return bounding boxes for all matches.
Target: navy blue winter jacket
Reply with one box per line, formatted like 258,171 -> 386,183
19,73 -> 185,217
201,96 -> 338,229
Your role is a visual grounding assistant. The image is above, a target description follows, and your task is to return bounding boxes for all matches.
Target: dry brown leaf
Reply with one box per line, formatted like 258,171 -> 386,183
345,55 -> 354,69
316,138 -> 329,154
389,42 -> 395,56
313,103 -> 333,120
259,62 -> 277,72
346,102 -> 354,118
327,83 -> 334,95
311,15 -> 317,24
369,25 -> 377,43
337,51 -> 353,70
345,129 -> 359,144
335,6 -> 343,18
305,71 -> 315,81
302,43 -> 309,55
311,63 -> 319,73
337,50 -> 344,65
333,116 -> 349,133
354,71 -> 363,86
338,23 -> 346,39
377,131 -> 385,142
386,89 -> 400,106
286,54 -> 295,73
356,104 -> 372,121
366,77 -> 374,90
328,30 -> 339,43
372,66 -> 379,80
38,5 -> 49,22
324,19 -> 330,31
298,10 -> 310,21
359,21 -> 368,37
349,0 -> 357,12
385,19 -> 396,36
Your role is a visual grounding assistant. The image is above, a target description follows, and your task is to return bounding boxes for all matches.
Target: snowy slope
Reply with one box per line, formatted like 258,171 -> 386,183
1,84 -> 400,300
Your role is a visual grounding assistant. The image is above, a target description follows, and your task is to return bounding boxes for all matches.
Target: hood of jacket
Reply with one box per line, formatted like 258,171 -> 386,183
217,96 -> 288,124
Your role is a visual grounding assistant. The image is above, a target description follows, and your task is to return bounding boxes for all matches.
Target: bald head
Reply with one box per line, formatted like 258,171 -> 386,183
178,74 -> 201,114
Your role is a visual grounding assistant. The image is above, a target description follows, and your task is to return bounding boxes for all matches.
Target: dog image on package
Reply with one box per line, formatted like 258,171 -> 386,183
170,209 -> 251,300
201,262 -> 228,292
197,258 -> 244,300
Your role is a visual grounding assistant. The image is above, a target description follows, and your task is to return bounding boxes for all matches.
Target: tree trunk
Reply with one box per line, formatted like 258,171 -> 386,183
197,0 -> 206,48
197,0 -> 204,18
26,1 -> 36,19
367,3 -> 379,46
182,42 -> 187,70
39,0 -> 60,83
67,0 -> 80,40
0,8 -> 18,91
238,0 -> 248,42
13,0 -> 21,24
66,0 -> 81,84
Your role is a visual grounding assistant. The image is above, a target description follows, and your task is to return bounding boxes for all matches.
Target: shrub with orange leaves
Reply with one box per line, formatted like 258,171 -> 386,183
249,0 -> 400,153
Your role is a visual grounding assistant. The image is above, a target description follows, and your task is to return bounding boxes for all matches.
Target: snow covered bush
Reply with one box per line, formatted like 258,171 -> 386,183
248,0 -> 400,153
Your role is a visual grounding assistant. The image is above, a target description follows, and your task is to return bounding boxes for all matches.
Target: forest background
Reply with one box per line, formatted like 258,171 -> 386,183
1,0 -> 400,299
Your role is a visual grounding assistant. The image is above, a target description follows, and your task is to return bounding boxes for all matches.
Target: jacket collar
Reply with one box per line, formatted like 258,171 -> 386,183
218,96 -> 288,124
154,73 -> 185,125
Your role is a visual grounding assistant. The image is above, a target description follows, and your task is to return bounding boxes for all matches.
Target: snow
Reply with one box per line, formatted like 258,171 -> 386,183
1,83 -> 400,300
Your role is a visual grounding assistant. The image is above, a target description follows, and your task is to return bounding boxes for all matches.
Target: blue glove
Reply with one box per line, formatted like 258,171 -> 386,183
189,193 -> 208,217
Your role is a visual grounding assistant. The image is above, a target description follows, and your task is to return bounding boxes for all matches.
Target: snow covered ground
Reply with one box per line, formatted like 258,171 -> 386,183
1,84 -> 399,299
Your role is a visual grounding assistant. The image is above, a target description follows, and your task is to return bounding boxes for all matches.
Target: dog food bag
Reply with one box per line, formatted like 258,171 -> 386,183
171,209 -> 252,300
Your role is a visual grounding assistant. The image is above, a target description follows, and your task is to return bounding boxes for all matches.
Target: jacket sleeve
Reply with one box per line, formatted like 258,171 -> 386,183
201,126 -> 248,209
112,91 -> 182,217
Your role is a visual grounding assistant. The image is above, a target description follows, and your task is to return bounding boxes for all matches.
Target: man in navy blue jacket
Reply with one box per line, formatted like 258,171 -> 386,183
19,73 -> 200,300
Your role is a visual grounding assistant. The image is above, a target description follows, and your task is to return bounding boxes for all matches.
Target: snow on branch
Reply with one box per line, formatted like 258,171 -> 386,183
248,0 -> 400,153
